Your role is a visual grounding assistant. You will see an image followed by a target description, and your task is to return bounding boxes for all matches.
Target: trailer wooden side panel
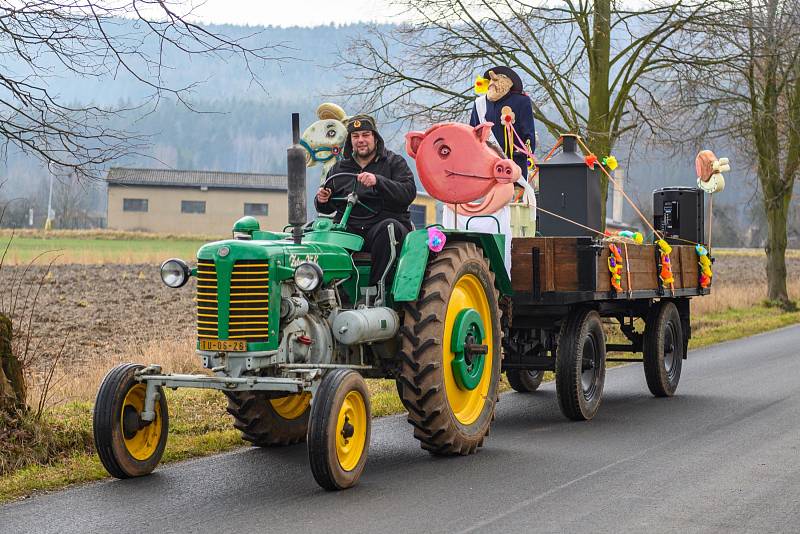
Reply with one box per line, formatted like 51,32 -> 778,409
511,237 -> 702,295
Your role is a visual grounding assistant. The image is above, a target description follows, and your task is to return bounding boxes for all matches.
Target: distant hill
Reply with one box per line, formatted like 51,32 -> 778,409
0,20 -> 783,246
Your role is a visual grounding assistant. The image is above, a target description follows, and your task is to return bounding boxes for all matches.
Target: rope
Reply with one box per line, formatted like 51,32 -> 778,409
575,137 -> 663,241
708,194 -> 713,250
537,206 -> 607,237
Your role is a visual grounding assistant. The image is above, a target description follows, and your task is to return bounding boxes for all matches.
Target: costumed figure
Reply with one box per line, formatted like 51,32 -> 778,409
406,122 -> 520,273
300,103 -> 349,184
439,66 -> 538,261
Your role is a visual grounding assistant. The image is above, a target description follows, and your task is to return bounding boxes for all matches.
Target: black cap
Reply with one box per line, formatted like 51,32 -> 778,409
483,66 -> 523,93
346,114 -> 378,134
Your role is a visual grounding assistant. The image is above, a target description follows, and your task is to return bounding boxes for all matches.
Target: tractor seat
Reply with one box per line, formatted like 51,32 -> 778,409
351,252 -> 372,265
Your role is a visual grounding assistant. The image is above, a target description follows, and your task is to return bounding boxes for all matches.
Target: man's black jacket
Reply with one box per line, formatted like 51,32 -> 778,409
315,146 -> 417,231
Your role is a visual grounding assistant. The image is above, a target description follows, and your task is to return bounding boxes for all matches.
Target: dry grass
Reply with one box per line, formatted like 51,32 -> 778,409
26,337 -> 202,406
713,247 -> 800,259
691,279 -> 800,314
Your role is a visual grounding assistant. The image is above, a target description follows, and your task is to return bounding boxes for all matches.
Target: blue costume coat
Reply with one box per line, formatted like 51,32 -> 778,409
469,92 -> 536,178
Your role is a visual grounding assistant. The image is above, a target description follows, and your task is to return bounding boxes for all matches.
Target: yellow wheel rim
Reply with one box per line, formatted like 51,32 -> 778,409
270,393 -> 311,420
335,390 -> 367,472
121,384 -> 163,461
442,274 -> 493,425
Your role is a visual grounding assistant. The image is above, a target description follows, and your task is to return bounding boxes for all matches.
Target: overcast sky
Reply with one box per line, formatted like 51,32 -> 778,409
189,0 -> 405,27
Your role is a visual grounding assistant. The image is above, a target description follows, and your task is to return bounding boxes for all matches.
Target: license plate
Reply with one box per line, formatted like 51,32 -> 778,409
200,339 -> 247,352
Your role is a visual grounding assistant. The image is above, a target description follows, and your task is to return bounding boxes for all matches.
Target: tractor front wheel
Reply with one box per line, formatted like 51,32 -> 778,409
93,363 -> 169,478
398,242 -> 502,455
308,369 -> 371,491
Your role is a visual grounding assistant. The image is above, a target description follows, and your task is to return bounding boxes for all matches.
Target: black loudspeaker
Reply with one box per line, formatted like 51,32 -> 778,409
653,187 -> 705,245
537,135 -> 602,237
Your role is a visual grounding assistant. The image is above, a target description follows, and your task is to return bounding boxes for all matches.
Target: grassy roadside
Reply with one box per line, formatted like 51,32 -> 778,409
2,303 -> 798,503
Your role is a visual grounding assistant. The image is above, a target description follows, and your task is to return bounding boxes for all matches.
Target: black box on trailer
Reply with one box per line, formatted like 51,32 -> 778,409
653,186 -> 705,245
537,135 -> 602,237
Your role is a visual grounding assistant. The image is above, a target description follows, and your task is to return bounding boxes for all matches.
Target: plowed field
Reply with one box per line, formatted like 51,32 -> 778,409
3,252 -> 799,365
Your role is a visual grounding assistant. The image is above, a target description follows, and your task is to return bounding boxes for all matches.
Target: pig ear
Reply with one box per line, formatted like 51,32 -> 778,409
405,131 -> 425,158
474,122 -> 494,144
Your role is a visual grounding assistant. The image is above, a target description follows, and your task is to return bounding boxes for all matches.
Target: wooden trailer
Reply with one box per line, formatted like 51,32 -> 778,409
503,236 -> 710,421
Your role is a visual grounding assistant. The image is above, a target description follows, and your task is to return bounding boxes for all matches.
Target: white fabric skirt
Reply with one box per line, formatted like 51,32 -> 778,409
441,205 -> 512,276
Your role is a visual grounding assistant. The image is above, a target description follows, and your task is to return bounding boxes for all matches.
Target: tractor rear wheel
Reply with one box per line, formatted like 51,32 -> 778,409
398,242 -> 502,455
225,391 -> 310,446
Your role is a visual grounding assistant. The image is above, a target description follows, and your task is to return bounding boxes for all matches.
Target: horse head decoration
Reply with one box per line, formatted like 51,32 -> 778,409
300,103 -> 349,183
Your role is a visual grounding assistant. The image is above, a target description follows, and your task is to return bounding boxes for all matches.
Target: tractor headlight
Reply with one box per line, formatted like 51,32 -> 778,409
294,262 -> 323,292
160,258 -> 191,288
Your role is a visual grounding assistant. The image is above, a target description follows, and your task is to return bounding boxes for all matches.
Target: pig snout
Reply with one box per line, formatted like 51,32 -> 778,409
493,159 -> 521,184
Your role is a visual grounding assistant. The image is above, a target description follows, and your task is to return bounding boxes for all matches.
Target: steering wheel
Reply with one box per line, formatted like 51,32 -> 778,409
320,172 -> 382,220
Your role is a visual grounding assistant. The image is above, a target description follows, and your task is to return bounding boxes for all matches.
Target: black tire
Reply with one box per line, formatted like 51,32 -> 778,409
643,301 -> 684,397
555,309 -> 606,421
398,242 -> 502,455
93,363 -> 169,478
308,369 -> 371,491
225,391 -> 310,446
507,369 -> 544,393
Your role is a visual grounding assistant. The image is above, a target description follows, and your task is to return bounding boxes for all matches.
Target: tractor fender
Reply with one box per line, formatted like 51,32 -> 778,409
391,228 -> 512,302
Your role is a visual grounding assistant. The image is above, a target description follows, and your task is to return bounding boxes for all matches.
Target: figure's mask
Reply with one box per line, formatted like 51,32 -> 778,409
405,122 -> 520,216
486,71 -> 513,102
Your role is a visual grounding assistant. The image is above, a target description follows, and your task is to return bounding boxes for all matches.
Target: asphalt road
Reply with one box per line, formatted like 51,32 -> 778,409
4,325 -> 800,534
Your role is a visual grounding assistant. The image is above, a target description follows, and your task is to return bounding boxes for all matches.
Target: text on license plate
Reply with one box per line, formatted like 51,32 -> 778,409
200,339 -> 247,352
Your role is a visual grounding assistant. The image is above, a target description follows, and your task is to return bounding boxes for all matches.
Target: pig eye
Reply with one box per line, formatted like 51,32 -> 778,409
438,145 -> 451,157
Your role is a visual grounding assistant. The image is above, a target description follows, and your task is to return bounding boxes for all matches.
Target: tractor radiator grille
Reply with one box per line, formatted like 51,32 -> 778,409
195,259 -> 270,343
227,260 -> 270,341
196,259 -> 218,339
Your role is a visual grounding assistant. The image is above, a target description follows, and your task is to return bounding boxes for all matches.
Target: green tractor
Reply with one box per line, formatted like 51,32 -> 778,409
93,114 -> 511,490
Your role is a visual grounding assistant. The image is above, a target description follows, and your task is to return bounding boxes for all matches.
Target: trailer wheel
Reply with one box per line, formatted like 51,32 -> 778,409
506,370 -> 544,393
225,391 -> 310,446
398,242 -> 502,455
93,363 -> 169,478
555,309 -> 606,421
643,301 -> 684,397
308,369 -> 371,491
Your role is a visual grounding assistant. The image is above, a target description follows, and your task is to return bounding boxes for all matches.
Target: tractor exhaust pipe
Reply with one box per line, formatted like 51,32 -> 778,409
287,113 -> 307,245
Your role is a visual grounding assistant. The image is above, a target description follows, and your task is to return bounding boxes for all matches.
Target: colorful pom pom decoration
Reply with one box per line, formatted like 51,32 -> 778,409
474,76 -> 489,95
602,155 -> 619,171
427,227 -> 446,252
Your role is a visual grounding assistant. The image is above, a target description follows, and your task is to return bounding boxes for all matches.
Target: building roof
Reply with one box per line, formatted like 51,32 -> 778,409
106,167 -> 288,191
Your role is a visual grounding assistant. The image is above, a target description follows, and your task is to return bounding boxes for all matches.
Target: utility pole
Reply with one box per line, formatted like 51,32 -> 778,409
45,162 -> 54,231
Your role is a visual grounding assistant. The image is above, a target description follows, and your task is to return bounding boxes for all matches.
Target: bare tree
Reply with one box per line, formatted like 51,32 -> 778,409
340,0 -> 711,220
0,1 -> 288,180
654,0 -> 800,308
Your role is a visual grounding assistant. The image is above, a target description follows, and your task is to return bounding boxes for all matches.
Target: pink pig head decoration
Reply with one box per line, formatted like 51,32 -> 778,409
405,122 -> 519,216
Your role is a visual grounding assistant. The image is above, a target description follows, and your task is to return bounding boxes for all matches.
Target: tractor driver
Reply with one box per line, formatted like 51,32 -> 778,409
315,114 -> 417,288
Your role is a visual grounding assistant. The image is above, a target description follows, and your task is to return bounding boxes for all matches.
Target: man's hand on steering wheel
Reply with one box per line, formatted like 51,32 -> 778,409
316,187 -> 332,203
321,172 -> 381,217
357,172 -> 377,188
